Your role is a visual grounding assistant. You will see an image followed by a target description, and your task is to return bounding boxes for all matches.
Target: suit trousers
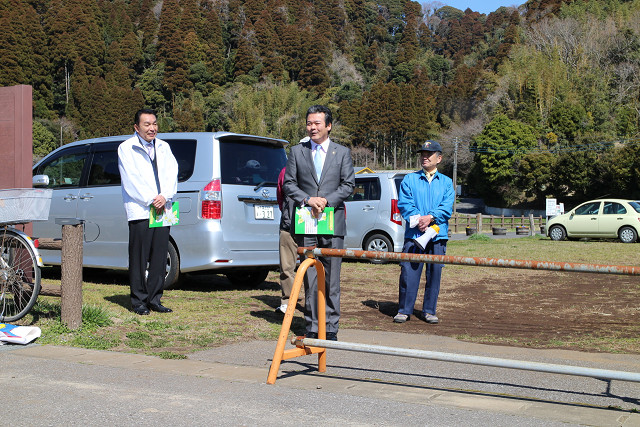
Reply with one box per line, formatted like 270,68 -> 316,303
128,219 -> 170,308
295,234 -> 343,334
398,239 -> 447,316
279,229 -> 302,306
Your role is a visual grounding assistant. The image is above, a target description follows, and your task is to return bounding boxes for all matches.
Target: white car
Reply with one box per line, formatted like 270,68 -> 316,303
546,199 -> 640,243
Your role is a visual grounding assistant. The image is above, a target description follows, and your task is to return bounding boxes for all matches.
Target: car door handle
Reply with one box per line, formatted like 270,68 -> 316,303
63,194 -> 77,201
79,193 -> 94,200
591,218 -> 597,220
362,206 -> 374,211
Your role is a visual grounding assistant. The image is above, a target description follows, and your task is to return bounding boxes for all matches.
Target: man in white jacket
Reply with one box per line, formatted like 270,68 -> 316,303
118,108 -> 178,315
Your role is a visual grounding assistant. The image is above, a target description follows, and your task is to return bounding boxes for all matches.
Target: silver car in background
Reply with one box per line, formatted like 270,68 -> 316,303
32,132 -> 288,288
344,172 -> 406,263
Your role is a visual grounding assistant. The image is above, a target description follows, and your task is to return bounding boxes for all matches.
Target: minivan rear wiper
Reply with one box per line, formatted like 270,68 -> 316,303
254,181 -> 277,191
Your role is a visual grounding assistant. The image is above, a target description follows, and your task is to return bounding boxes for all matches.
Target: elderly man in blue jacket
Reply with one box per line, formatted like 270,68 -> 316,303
394,140 -> 454,324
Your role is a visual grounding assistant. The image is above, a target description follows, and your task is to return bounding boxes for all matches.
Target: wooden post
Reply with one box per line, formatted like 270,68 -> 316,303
476,213 -> 482,233
57,219 -> 83,330
529,214 -> 535,236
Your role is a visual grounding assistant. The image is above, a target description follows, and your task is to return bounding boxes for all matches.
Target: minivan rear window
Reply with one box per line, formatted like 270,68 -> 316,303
220,140 -> 287,186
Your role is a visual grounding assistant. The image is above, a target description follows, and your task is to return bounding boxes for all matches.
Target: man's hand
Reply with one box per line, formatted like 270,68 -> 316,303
152,195 -> 167,212
308,196 -> 327,218
418,214 -> 433,232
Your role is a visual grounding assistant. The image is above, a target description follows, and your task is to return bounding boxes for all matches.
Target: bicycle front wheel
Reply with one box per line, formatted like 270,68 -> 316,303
0,230 -> 41,322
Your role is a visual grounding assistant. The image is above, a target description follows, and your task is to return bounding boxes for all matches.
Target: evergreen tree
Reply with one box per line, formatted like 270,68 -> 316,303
255,10 -> 284,79
0,0 -> 52,116
280,24 -> 304,81
102,0 -> 134,43
233,20 -> 260,79
137,0 -> 158,51
137,63 -> 167,111
180,0 -> 201,34
517,151 -> 555,203
200,4 -> 226,85
471,115 -> 538,206
157,0 -> 188,95
33,120 -> 58,161
396,1 -> 420,64
174,94 -> 206,131
298,33 -> 329,93
45,0 -> 105,114
105,61 -> 146,135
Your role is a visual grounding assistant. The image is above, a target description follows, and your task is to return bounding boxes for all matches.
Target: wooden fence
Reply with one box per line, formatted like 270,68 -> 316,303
449,213 -> 546,234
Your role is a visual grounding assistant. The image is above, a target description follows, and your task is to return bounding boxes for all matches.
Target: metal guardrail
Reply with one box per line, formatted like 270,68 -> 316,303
267,246 -> 640,385
292,337 -> 640,383
299,247 -> 640,276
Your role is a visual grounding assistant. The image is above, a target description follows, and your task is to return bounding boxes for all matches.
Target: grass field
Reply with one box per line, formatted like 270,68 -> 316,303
22,235 -> 640,359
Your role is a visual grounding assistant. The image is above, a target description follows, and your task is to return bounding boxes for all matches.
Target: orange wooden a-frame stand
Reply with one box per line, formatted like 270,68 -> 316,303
267,253 -> 326,384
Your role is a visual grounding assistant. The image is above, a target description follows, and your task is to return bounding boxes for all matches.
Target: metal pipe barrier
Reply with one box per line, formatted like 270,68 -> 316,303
302,247 -> 640,276
267,256 -> 327,384
292,337 -> 640,383
267,247 -> 640,384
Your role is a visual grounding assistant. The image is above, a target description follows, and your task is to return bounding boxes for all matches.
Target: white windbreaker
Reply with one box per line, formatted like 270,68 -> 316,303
117,134 -> 178,221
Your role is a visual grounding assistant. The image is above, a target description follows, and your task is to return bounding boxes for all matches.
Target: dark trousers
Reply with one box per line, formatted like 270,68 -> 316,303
128,219 -> 170,308
295,234 -> 343,334
398,239 -> 447,316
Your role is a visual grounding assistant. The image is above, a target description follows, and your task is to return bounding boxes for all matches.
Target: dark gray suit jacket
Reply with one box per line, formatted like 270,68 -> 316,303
283,139 -> 355,236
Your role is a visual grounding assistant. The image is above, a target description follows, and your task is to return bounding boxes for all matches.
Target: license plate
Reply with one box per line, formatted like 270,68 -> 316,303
254,205 -> 274,220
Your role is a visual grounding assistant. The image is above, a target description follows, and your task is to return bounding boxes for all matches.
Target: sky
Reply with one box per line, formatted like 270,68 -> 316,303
439,1 -> 524,15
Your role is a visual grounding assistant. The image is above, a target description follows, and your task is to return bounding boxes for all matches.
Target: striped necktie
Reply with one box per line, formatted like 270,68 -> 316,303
146,143 -> 154,160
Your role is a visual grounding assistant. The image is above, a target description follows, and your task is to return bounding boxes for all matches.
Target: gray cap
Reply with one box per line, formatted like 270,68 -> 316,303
416,140 -> 443,153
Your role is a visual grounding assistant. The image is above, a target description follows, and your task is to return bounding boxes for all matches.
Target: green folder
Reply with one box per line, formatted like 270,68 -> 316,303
294,207 -> 334,235
149,201 -> 180,227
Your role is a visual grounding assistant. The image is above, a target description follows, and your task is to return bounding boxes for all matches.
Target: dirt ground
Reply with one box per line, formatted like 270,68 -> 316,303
335,261 -> 640,354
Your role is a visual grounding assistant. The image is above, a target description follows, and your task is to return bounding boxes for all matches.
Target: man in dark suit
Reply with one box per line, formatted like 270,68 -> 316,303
283,105 -> 355,341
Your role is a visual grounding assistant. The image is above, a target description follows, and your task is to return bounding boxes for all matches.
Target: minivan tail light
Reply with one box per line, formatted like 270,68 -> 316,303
202,179 -> 222,219
391,199 -> 402,225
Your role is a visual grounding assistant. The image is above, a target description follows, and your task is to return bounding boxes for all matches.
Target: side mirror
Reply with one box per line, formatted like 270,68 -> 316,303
33,174 -> 50,187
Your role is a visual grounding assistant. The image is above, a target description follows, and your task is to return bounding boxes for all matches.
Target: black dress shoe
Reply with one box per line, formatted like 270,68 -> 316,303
133,305 -> 150,315
305,332 -> 318,339
326,332 -> 338,341
148,303 -> 173,313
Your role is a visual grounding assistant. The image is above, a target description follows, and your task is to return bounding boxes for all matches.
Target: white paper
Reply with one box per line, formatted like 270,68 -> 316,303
0,324 -> 42,345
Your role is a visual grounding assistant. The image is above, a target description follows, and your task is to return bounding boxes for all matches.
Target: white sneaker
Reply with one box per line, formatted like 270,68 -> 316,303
393,313 -> 409,323
424,313 -> 439,324
275,304 -> 288,314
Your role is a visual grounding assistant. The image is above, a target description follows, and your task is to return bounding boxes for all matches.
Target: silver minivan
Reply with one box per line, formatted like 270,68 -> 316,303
344,172 -> 406,262
32,132 -> 288,288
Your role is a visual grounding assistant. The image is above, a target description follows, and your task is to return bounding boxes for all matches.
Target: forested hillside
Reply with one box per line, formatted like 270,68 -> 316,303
2,0 -> 640,207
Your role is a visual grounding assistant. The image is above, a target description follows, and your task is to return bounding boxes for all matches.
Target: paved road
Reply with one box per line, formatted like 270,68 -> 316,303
2,329 -> 639,426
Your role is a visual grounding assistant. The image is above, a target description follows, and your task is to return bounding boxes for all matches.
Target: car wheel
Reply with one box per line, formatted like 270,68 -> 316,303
618,226 -> 638,243
548,225 -> 567,241
226,267 -> 270,287
364,233 -> 392,264
163,242 -> 180,290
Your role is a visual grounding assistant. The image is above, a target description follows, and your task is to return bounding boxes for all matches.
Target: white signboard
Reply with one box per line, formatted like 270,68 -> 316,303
546,198 -> 557,216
